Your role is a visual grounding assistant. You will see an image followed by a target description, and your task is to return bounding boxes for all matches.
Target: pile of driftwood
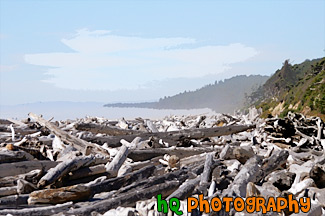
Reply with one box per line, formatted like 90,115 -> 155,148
0,109 -> 324,216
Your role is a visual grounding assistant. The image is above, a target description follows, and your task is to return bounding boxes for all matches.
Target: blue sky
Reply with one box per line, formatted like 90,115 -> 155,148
0,0 -> 324,105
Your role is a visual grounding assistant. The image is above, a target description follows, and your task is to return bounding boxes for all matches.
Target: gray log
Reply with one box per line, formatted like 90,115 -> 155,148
37,155 -> 100,188
89,165 -> 156,195
105,144 -> 129,177
75,123 -> 139,136
28,112 -> 109,156
85,124 -> 256,147
0,150 -> 34,163
17,179 -> 37,194
222,155 -> 263,197
0,160 -> 58,178
28,184 -> 92,205
0,194 -> 29,208
167,175 -> 201,200
66,180 -> 182,215
200,152 -> 215,185
128,147 -> 215,161
0,201 -> 73,216
0,186 -> 17,197
68,164 -> 107,181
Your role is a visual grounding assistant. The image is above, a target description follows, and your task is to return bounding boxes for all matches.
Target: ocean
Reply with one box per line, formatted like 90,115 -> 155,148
0,102 -> 215,121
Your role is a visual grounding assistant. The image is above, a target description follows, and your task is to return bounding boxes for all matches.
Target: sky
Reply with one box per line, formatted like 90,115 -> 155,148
0,0 -> 324,106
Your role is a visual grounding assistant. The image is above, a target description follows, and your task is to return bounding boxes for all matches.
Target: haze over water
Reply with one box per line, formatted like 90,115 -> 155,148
0,102 -> 215,121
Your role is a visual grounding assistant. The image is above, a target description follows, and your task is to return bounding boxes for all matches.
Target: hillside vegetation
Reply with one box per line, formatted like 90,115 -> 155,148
248,57 -> 325,120
105,75 -> 268,113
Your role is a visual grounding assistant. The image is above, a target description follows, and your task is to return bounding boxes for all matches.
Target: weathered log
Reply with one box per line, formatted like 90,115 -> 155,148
316,118 -> 323,141
0,160 -> 58,178
0,169 -> 43,187
0,176 -> 17,187
128,156 -> 162,171
265,169 -> 295,191
219,144 -> 235,160
167,175 -> 201,200
220,149 -> 289,198
128,147 -> 215,162
208,180 -> 216,197
295,128 -> 315,143
309,164 -> 325,188
180,153 -> 207,168
105,144 -> 129,177
221,155 -> 263,197
6,118 -> 27,127
75,122 -> 141,136
16,145 -> 48,160
84,124 -> 256,147
0,194 -> 29,208
68,164 -> 107,181
0,125 -> 38,136
288,178 -> 315,195
200,152 -> 215,185
0,119 -> 13,125
146,120 -> 159,132
37,155 -> 104,188
0,186 -> 17,197
0,149 -> 34,163
257,149 -> 289,182
66,180 -> 183,215
28,112 -> 109,156
0,201 -> 73,216
17,179 -> 37,194
233,146 -> 255,164
115,167 -> 193,199
28,184 -> 92,204
89,165 -> 156,195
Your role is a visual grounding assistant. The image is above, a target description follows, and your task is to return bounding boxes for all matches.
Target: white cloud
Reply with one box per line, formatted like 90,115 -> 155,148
24,29 -> 259,90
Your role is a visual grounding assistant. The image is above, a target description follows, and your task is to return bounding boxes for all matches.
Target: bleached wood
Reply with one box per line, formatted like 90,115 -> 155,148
0,160 -> 58,178
37,155 -> 107,188
28,184 -> 92,204
128,147 -> 215,162
0,186 -> 17,197
0,150 -> 34,163
200,152 -> 215,185
0,201 -> 73,216
28,112 -> 109,156
105,144 -> 129,177
84,124 -> 256,147
17,179 -> 37,194
75,122 -> 139,136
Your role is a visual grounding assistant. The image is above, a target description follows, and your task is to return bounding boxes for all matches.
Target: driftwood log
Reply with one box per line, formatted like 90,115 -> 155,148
0,160 -> 58,178
75,123 -> 140,136
0,194 -> 29,208
37,155 -> 107,188
28,184 -> 92,204
0,111 -> 324,215
167,175 -> 201,200
128,147 -> 216,161
89,165 -> 156,195
67,180 -> 182,215
105,144 -> 129,177
84,124 -> 256,147
28,113 -> 109,156
0,150 -> 34,163
0,201 -> 73,216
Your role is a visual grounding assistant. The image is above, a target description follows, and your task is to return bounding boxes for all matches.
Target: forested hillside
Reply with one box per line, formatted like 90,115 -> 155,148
248,58 -> 325,119
105,75 -> 268,113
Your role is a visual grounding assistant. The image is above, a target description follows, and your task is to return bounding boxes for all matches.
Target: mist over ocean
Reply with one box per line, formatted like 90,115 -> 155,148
0,102 -> 215,120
